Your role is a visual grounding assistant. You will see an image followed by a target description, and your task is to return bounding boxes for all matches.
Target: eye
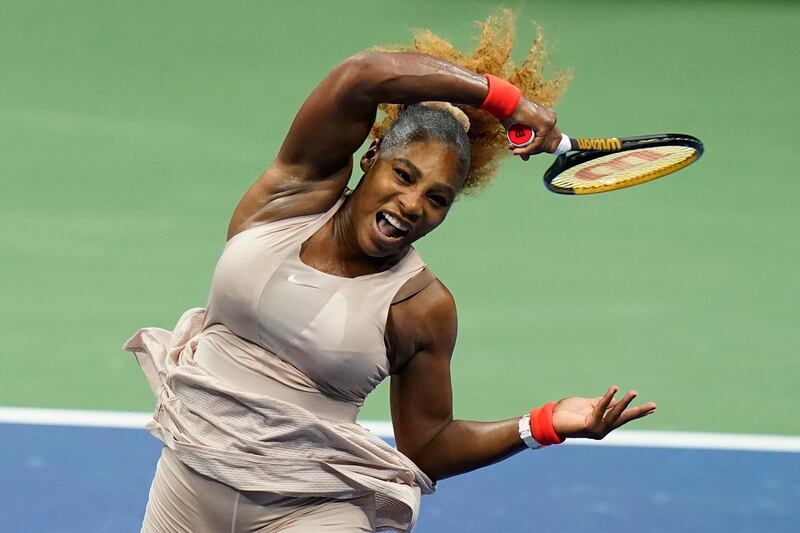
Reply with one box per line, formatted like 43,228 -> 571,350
394,168 -> 412,183
429,195 -> 448,208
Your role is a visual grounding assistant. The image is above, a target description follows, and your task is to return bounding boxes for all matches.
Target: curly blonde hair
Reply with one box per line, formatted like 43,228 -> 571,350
371,8 -> 571,194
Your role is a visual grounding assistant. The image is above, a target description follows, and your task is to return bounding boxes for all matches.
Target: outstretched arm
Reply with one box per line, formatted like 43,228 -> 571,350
228,52 -> 559,237
389,284 -> 656,481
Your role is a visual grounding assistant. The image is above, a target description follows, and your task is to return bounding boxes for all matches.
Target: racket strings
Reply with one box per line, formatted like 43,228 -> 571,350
552,145 -> 699,193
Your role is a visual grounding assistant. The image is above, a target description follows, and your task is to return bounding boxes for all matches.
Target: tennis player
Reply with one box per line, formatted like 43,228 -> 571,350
124,11 -> 656,533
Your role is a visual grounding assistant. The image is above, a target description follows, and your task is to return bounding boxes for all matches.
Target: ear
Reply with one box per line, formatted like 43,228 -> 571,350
360,138 -> 382,172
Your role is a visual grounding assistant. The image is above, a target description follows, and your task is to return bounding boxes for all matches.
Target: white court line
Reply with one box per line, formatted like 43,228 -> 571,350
1,406 -> 799,453
0,406 -> 153,429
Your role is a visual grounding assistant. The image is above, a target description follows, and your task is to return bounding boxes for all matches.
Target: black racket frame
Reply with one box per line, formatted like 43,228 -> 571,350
543,133 -> 704,195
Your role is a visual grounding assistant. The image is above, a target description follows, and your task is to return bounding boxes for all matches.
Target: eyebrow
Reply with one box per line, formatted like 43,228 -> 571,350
392,157 -> 457,198
392,158 -> 422,179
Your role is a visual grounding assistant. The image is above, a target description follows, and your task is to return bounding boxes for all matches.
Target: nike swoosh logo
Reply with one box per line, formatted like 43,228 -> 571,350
287,273 -> 320,289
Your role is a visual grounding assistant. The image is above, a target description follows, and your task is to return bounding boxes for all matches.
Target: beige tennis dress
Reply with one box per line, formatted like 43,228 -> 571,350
123,193 -> 435,532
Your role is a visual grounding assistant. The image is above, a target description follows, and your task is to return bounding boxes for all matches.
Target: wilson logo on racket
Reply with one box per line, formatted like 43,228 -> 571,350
575,138 -> 622,151
574,149 -> 670,181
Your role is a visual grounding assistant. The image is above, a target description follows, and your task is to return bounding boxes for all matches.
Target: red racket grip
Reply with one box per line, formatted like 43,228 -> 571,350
507,123 -> 534,147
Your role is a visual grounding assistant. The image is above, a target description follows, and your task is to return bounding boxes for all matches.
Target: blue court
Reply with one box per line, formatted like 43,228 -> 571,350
3,422 -> 798,532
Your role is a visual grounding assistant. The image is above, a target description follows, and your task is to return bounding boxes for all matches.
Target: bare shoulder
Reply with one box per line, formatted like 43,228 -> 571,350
408,279 -> 458,340
226,160 -> 352,239
388,278 -> 458,372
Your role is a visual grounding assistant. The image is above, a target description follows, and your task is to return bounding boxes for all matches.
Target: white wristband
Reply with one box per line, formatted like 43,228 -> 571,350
518,414 -> 543,450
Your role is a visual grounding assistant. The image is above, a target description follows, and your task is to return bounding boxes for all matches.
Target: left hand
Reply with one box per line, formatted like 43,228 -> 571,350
552,386 -> 657,440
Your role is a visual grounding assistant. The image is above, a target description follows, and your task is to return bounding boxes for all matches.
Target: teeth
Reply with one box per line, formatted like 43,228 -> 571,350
383,213 -> 409,232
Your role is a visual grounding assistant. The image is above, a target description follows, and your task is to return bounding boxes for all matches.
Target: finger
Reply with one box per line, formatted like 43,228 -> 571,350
538,125 -> 559,155
508,140 -> 531,159
604,390 -> 638,424
592,386 -> 619,420
511,132 -> 546,156
527,104 -> 557,155
611,402 -> 657,430
512,122 -> 561,157
525,127 -> 549,155
546,125 -> 563,153
510,124 -> 560,158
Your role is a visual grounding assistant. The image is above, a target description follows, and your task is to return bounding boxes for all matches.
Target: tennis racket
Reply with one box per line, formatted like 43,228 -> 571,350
506,123 -> 704,195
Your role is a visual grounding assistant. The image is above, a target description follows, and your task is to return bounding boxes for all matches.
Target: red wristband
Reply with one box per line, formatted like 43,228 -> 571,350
480,74 -> 522,121
530,402 -> 565,446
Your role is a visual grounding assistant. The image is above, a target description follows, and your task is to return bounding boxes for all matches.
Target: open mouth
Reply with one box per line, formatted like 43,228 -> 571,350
375,211 -> 410,240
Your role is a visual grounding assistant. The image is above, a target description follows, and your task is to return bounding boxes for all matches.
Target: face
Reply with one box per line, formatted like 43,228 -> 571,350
348,139 -> 465,259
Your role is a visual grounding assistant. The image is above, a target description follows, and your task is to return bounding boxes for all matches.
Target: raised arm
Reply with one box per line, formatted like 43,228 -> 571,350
228,52 -> 559,237
389,284 -> 656,482
276,52 -> 489,175
229,52 -> 484,237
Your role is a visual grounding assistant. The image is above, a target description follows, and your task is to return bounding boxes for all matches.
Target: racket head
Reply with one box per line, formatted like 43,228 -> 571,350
544,134 -> 704,195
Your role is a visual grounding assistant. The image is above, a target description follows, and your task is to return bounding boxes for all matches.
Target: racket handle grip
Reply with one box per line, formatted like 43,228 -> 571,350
506,123 -> 573,155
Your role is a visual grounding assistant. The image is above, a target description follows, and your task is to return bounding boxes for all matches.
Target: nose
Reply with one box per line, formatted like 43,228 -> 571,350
398,191 -> 423,221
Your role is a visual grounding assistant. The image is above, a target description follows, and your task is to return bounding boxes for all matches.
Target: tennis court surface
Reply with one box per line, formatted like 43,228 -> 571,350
2,411 -> 799,532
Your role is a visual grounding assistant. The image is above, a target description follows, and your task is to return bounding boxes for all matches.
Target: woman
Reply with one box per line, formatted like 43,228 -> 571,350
124,12 -> 656,533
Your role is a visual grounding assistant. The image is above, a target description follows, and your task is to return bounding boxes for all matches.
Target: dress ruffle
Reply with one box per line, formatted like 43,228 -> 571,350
124,307 -> 434,532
